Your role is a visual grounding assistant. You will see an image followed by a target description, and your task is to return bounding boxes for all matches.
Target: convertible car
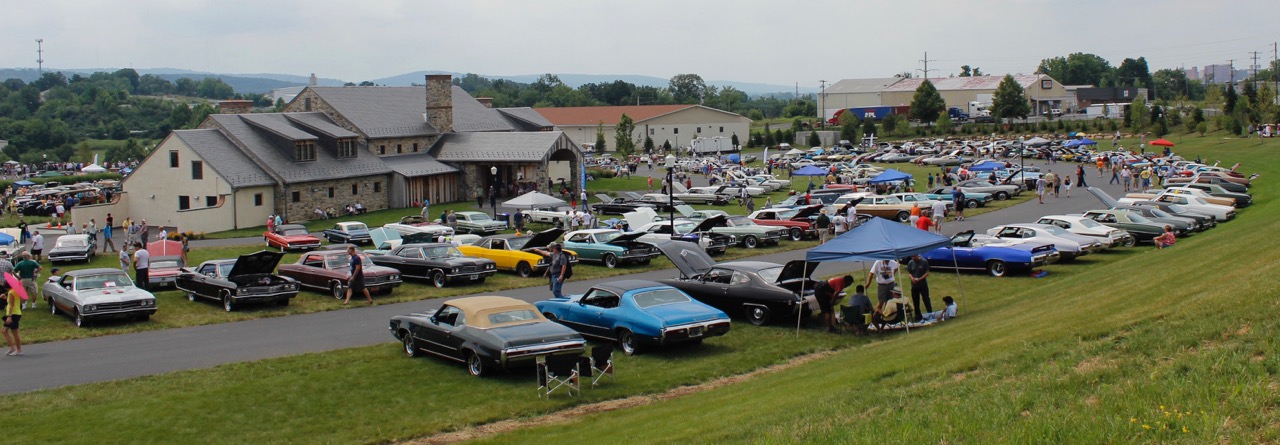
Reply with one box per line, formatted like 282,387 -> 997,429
562,229 -> 659,268
535,279 -> 731,355
176,251 -> 299,311
370,243 -> 497,287
457,228 -> 577,278
452,211 -> 508,235
264,224 -> 322,251
48,234 -> 96,263
44,268 -> 158,327
921,230 -> 1059,277
278,249 -> 403,298
390,296 -> 586,377
654,240 -> 816,326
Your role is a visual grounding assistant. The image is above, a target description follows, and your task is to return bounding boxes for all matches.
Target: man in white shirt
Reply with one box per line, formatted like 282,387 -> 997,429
865,259 -> 899,304
832,213 -> 848,236
133,242 -> 150,291
930,200 -> 947,234
30,231 -> 44,262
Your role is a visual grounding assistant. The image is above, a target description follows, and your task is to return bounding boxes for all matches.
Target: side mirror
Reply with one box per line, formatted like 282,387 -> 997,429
429,315 -> 438,325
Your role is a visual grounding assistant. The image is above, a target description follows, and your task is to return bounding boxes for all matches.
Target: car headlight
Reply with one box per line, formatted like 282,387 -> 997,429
622,249 -> 631,255
452,267 -> 460,273
391,275 -> 399,280
84,305 -> 96,312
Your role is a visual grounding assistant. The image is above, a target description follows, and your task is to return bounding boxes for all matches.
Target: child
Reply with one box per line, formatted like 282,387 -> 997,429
1063,176 -> 1072,197
919,296 -> 957,322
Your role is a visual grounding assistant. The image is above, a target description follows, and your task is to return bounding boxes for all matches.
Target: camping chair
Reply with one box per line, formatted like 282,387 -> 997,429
872,302 -> 911,333
840,304 -> 871,336
585,345 -> 614,386
537,354 -> 581,398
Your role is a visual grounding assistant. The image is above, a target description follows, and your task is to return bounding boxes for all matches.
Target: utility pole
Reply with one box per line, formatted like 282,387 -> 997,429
35,39 -> 44,74
819,79 -> 827,128
1251,50 -> 1260,89
1273,42 -> 1278,105
917,51 -> 937,79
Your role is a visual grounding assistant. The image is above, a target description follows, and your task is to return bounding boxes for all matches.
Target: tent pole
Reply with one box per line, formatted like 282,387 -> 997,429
951,245 -> 965,315
897,260 -> 908,334
796,262 -> 808,337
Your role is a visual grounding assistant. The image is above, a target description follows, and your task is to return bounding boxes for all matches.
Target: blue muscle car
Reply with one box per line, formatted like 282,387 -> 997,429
921,230 -> 1059,277
535,280 -> 731,355
321,221 -> 372,244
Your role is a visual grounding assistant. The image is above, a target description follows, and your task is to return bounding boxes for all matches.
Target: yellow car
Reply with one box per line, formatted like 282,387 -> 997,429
458,229 -> 578,278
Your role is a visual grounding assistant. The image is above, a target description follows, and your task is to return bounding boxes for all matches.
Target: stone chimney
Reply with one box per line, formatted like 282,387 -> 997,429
309,73 -> 317,86
217,99 -> 254,114
475,97 -> 494,108
425,74 -> 453,133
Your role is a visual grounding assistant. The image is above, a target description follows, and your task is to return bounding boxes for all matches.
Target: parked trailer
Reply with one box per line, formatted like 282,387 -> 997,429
690,136 -> 736,154
828,105 -> 911,124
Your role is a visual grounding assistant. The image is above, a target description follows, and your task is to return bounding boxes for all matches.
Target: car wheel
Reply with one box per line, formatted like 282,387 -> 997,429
788,228 -> 804,241
995,191 -> 1010,201
896,211 -> 910,222
330,282 -> 345,299
277,298 -> 290,307
986,260 -> 1008,277
187,292 -> 197,302
743,235 -> 759,249
73,309 -> 86,328
137,314 -> 150,322
431,271 -> 446,288
401,331 -> 418,357
966,199 -> 979,209
603,253 -> 618,269
617,329 -> 640,355
465,351 -> 488,377
222,292 -> 236,312
516,262 -> 534,278
1123,236 -> 1136,248
745,305 -> 772,326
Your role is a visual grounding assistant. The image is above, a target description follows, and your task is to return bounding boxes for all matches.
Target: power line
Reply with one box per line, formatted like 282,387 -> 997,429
917,51 -> 938,78
35,39 -> 44,74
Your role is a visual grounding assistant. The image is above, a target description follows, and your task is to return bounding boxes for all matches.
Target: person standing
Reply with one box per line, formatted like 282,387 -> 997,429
540,242 -> 569,298
1076,164 -> 1088,188
13,252 -> 41,310
930,199 -> 947,234
30,231 -> 44,262
180,236 -> 190,266
266,214 -> 275,233
342,246 -> 373,304
16,219 -> 27,244
915,210 -> 934,232
1063,176 -> 1073,197
133,242 -> 150,291
815,209 -> 831,244
909,203 -> 921,226
102,222 -> 116,253
1036,176 -> 1047,204
119,245 -> 132,270
421,198 -> 430,219
88,218 -> 98,246
865,259 -> 899,305
579,189 -> 589,212
907,254 -> 933,322
3,282 -> 22,356
832,210 -> 847,237
475,186 -> 484,208
951,188 -> 966,221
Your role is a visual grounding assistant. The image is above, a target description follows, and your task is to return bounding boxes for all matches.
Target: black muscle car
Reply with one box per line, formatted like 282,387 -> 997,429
389,296 -> 586,377
592,193 -> 658,215
654,240 -> 818,326
175,251 -> 299,312
370,243 -> 497,288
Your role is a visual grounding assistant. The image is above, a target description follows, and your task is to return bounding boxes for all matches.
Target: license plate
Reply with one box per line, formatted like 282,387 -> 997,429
689,326 -> 703,337
469,275 -> 479,280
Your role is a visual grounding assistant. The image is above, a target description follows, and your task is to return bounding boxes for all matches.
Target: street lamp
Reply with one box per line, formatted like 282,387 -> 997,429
665,154 -> 676,230
1018,136 -> 1026,189
490,166 -> 498,217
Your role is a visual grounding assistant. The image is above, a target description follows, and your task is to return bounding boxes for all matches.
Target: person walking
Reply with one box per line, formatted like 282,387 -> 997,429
342,246 -> 373,304
180,236 -> 190,265
3,282 -> 22,356
30,231 -> 44,262
1120,167 -> 1132,192
1064,176 -> 1073,197
133,242 -> 150,291
420,199 -> 430,219
17,219 -> 27,245
907,254 -> 933,322
915,210 -> 935,232
102,222 -> 116,253
1076,165 -> 1088,188
815,209 -> 831,244
13,252 -> 40,310
865,259 -> 899,305
930,199 -> 947,234
475,186 -> 484,208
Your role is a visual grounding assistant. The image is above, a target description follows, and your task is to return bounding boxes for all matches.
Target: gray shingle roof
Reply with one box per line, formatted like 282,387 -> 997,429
435,132 -> 566,162
450,86 -> 516,132
379,153 -> 459,177
208,114 -> 392,184
171,129 -> 276,188
496,107 -> 554,131
306,86 -> 440,138
284,113 -> 359,138
240,114 -> 319,141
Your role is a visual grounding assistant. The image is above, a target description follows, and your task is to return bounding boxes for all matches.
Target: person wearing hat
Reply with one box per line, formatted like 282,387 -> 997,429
535,242 -> 570,298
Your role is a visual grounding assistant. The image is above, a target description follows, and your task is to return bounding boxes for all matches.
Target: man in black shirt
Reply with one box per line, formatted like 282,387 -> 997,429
907,254 -> 933,322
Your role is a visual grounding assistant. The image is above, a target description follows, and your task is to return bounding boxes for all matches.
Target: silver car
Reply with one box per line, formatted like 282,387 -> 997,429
45,268 -> 158,327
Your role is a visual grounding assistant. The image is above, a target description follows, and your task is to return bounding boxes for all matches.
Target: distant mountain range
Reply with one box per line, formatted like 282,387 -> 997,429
0,67 -> 817,96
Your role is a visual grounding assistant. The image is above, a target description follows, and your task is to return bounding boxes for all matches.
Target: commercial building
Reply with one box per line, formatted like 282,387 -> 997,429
879,74 -> 1072,117
534,105 -> 750,151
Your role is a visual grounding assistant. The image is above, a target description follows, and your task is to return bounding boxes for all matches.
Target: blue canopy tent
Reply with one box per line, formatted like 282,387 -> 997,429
726,153 -> 741,163
13,180 -> 35,187
867,169 -> 912,184
1064,138 -> 1097,147
791,165 -> 828,176
0,232 -> 13,245
967,162 -> 1005,172
799,217 -> 963,334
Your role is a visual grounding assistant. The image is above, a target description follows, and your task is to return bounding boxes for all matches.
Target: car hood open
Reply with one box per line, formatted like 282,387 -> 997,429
692,214 -> 728,233
228,250 -> 286,277
606,231 -> 648,244
655,240 -> 716,278
523,228 -> 565,250
776,259 -> 821,284
791,204 -> 825,219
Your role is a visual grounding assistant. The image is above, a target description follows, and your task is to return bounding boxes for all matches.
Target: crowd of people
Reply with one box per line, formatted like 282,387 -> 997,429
807,254 -> 959,335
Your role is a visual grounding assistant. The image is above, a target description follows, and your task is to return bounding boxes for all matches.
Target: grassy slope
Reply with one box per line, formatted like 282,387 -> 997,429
472,134 -> 1280,444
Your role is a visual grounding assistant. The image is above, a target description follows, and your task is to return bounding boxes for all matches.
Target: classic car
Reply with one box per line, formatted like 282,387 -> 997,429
278,249 -> 403,298
390,296 -> 586,377
536,279 -> 731,355
1081,210 -> 1167,242
923,187 -> 994,209
675,205 -> 731,221
986,223 -> 1106,260
708,183 -> 766,197
921,154 -> 963,166
451,211 -> 508,235
370,243 -> 496,287
147,255 -> 185,289
384,215 -> 455,239
264,224 -> 323,251
176,251 -> 299,311
921,230 -> 1059,277
629,192 -> 687,213
633,220 -> 731,255
562,229 -> 659,268
48,234 -> 96,263
852,195 -> 916,222
1112,205 -> 1199,233
526,206 -> 587,224
654,240 -> 815,326
457,229 -> 577,277
751,174 -> 792,188
749,204 -> 824,241
952,179 -> 1022,200
0,228 -> 25,258
322,221 -> 372,244
1172,183 -> 1251,207
1123,189 -> 1235,208
1150,194 -> 1235,221
1127,201 -> 1217,230
888,193 -> 955,213
1166,171 -> 1250,188
671,184 -> 729,205
44,268 -> 158,327
593,193 -> 657,215
1165,174 -> 1248,193
692,214 -> 785,249
1035,214 -> 1136,248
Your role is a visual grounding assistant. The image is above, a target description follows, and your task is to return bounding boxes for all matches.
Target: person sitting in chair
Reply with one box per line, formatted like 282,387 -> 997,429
841,285 -> 873,335
872,290 -> 912,331
918,296 -> 957,323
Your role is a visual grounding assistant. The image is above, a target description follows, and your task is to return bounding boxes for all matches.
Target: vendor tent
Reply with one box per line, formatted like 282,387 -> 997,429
13,180 -> 35,186
81,164 -> 107,173
785,148 -> 807,156
867,169 -> 912,184
791,165 -> 828,176
501,191 -> 567,209
1023,137 -> 1051,146
1150,138 -> 1175,147
967,162 -> 1005,172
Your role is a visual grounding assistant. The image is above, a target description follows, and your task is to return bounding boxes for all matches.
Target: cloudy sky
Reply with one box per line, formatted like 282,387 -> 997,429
3,0 -> 1276,86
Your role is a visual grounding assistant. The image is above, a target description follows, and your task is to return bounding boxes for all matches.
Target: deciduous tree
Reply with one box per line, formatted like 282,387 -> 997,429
991,75 -> 1030,124
909,79 -> 946,126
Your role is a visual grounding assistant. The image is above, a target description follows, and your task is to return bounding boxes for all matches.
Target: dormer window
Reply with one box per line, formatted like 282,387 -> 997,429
295,140 -> 317,161
337,138 -> 357,158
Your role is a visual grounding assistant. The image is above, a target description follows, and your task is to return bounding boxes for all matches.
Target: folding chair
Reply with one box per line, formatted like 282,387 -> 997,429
839,304 -> 870,336
536,354 -> 581,398
587,345 -> 614,386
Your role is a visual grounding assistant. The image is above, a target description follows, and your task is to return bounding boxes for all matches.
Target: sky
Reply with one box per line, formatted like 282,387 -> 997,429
3,0 -> 1278,87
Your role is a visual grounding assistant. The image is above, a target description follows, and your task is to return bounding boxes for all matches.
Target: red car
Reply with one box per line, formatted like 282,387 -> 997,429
748,204 -> 823,241
277,249 -> 402,298
265,224 -> 323,251
145,240 -> 186,289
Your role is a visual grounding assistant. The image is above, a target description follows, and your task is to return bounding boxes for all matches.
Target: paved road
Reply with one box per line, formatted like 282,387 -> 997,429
0,160 -> 1132,395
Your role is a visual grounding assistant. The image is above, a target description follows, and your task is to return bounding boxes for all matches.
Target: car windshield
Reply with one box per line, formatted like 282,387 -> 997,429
324,255 -> 371,269
1128,213 -> 1154,223
283,229 -> 308,236
424,246 -> 464,257
632,288 -> 692,308
1039,226 -> 1070,236
1166,204 -> 1188,213
594,231 -> 623,242
469,214 -> 492,222
347,223 -> 368,231
505,237 -> 529,250
1074,218 -> 1103,228
673,222 -> 697,234
486,308 -> 541,326
729,216 -> 754,226
57,238 -> 87,248
757,266 -> 783,283
1149,208 -> 1174,218
76,273 -> 133,290
152,259 -> 183,269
